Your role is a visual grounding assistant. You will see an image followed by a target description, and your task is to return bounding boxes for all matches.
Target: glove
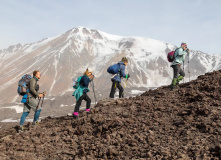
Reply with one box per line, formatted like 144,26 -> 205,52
126,74 -> 130,79
186,48 -> 190,53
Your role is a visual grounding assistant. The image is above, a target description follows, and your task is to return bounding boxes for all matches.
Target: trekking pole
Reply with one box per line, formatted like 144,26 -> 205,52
122,77 -> 129,98
36,97 -> 41,112
188,53 -> 190,82
34,98 -> 41,124
183,61 -> 185,83
91,80 -> 97,105
41,92 -> 46,108
124,79 -> 128,88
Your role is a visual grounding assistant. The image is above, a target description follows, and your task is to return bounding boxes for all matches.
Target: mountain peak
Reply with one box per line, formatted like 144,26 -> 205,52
65,27 -> 103,40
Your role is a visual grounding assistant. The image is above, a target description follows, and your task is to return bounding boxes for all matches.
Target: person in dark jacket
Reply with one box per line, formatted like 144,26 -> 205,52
109,57 -> 130,98
73,69 -> 94,119
19,70 -> 46,130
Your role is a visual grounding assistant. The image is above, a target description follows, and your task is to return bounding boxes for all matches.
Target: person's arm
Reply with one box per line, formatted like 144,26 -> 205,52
80,75 -> 91,87
177,48 -> 187,56
120,65 -> 127,78
29,79 -> 39,97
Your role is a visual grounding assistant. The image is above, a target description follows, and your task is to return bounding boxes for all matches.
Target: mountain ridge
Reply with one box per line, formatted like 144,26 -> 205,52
0,69 -> 220,159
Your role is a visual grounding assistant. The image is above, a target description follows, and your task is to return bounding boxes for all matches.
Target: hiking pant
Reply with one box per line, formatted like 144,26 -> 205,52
23,97 -> 39,112
74,93 -> 91,112
171,64 -> 185,86
109,80 -> 124,98
20,104 -> 42,126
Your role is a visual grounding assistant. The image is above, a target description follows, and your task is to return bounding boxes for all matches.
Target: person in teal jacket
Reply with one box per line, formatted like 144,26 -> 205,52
72,69 -> 94,119
171,42 -> 189,90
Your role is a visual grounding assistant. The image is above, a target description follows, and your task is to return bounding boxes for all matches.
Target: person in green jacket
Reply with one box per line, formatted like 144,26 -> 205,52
171,42 -> 189,90
72,69 -> 94,119
19,70 -> 46,130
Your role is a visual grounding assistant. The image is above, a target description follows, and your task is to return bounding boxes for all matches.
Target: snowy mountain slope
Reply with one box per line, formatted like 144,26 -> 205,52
0,27 -> 221,105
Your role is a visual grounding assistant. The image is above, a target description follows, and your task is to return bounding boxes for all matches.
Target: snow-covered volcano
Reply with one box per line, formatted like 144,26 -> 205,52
0,27 -> 221,105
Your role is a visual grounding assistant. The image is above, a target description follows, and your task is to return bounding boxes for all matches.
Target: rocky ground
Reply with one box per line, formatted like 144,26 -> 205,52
0,70 -> 221,159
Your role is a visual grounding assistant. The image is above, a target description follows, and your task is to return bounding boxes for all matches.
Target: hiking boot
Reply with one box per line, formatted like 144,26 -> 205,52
171,85 -> 178,91
85,109 -> 90,112
73,115 -> 79,119
73,112 -> 79,119
19,126 -> 28,131
32,121 -> 40,126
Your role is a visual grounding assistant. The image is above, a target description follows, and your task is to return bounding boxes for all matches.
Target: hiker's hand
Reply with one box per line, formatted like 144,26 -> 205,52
38,94 -> 43,98
43,92 -> 46,96
89,75 -> 94,80
127,74 -> 130,79
186,48 -> 189,53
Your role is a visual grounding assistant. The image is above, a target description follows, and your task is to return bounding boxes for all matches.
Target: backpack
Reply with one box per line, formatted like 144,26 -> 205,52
107,64 -> 120,74
167,48 -> 179,62
17,74 -> 32,96
73,76 -> 82,89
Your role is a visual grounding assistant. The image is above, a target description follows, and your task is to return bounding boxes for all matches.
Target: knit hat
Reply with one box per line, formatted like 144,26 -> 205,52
181,42 -> 187,47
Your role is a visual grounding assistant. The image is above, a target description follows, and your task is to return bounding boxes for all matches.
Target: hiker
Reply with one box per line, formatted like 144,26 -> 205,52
171,42 -> 189,90
72,69 -> 94,119
19,70 -> 46,130
109,57 -> 130,98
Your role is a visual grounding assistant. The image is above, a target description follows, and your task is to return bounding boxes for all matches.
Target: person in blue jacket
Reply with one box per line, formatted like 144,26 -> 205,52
73,69 -> 94,119
109,57 -> 130,98
171,42 -> 189,90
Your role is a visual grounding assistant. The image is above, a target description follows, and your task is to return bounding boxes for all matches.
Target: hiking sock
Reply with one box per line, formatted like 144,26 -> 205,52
177,76 -> 184,84
34,109 -> 42,122
20,112 -> 29,126
171,78 -> 177,86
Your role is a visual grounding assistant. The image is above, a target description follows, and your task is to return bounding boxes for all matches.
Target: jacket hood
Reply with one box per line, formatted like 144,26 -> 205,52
118,61 -> 125,65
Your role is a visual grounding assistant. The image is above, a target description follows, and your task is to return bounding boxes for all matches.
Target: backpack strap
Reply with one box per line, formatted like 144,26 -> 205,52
174,48 -> 182,60
117,63 -> 121,74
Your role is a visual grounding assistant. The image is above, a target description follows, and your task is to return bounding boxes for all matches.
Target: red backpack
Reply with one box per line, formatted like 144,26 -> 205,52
167,48 -> 179,62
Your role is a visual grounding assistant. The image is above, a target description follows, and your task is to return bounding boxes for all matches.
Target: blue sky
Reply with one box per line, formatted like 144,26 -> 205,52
0,0 -> 220,54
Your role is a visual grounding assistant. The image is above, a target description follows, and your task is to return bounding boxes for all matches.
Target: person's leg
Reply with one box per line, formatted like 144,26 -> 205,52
19,103 -> 31,130
28,97 -> 41,123
109,80 -> 117,98
73,94 -> 85,116
33,109 -> 42,122
117,82 -> 124,98
20,112 -> 30,126
83,93 -> 91,111
20,103 -> 31,125
171,65 -> 179,89
177,67 -> 185,83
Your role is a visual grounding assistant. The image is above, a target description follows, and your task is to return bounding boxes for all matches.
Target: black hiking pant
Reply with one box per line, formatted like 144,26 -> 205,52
109,80 -> 124,98
74,93 -> 91,112
172,64 -> 185,79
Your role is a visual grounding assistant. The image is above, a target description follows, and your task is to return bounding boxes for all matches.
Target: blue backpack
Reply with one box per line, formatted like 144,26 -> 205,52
17,74 -> 32,96
17,74 -> 32,103
107,64 -> 120,74
73,76 -> 82,89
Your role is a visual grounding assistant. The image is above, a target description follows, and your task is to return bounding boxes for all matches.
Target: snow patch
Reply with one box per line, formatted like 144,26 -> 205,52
60,104 -> 68,107
1,118 -> 37,122
1,118 -> 18,122
131,90 -> 145,95
3,105 -> 23,113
